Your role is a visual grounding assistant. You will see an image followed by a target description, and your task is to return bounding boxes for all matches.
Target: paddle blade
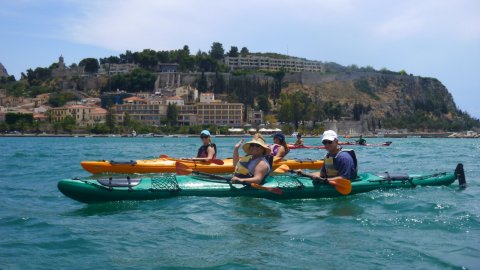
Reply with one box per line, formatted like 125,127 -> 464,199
273,164 -> 290,173
328,178 -> 352,195
207,159 -> 225,165
175,162 -> 193,175
250,183 -> 283,195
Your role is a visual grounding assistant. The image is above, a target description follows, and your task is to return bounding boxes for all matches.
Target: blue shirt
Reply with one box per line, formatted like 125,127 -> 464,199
321,151 -> 356,179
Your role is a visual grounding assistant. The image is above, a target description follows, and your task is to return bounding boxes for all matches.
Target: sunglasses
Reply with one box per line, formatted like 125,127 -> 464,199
249,143 -> 261,148
322,140 -> 333,145
200,135 -> 209,139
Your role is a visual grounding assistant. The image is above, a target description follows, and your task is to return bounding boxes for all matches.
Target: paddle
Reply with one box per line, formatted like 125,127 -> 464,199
175,162 -> 283,195
160,154 -> 224,165
286,169 -> 352,195
271,164 -> 291,173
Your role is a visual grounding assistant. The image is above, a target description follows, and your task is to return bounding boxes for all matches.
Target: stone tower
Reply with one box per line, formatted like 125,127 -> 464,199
58,55 -> 65,69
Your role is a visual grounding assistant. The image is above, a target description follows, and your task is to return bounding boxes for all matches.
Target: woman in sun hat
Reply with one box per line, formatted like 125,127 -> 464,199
231,133 -> 272,184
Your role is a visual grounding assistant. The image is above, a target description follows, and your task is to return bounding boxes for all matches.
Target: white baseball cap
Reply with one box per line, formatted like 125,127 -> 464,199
322,130 -> 338,141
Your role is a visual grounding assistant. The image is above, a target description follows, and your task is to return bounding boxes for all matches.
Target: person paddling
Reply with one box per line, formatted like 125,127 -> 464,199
185,130 -> 217,161
270,133 -> 289,159
296,130 -> 357,182
356,135 -> 367,145
231,133 -> 272,185
294,133 -> 304,146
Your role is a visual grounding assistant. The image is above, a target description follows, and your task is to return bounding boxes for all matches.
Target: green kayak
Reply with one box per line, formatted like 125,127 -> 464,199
58,164 -> 465,204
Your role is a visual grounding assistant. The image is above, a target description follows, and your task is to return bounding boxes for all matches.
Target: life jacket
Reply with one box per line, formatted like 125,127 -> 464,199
270,144 -> 289,157
324,149 -> 358,179
234,155 -> 272,181
270,144 -> 280,156
196,143 -> 217,159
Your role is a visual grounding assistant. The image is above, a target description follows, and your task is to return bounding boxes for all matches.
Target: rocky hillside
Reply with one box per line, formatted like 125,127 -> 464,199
0,63 -> 9,77
282,71 -> 458,120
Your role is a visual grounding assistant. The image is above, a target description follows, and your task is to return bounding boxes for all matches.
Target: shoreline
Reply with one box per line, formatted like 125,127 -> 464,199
0,132 -> 478,138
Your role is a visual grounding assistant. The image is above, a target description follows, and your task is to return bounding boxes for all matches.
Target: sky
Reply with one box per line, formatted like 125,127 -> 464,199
1,0 -> 479,118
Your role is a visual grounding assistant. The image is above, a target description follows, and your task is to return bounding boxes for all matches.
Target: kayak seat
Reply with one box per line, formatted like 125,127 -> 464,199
97,177 -> 141,187
377,172 -> 410,180
109,160 -> 137,165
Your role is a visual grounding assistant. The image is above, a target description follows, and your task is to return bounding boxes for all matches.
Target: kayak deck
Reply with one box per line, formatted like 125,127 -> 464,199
80,157 -> 324,174
58,165 -> 462,203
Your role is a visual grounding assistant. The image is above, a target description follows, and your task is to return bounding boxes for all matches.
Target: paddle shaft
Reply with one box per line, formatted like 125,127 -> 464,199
175,162 -> 283,195
289,170 -> 327,183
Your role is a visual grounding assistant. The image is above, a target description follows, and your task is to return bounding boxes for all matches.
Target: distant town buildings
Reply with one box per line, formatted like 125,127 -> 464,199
165,96 -> 184,106
175,85 -> 198,103
97,63 -> 138,76
113,100 -> 165,126
49,105 -> 107,127
224,56 -> 325,72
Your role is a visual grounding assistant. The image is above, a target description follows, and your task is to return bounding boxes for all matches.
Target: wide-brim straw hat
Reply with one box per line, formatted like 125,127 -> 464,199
242,133 -> 272,155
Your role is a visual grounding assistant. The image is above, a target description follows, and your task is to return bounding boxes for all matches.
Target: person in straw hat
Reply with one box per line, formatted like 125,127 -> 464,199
231,133 -> 272,184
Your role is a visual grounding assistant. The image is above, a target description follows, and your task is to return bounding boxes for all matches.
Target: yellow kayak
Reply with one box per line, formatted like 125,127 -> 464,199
80,157 -> 324,174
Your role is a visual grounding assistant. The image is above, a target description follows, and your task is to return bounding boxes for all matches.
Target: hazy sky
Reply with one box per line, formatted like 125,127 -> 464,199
2,0 -> 479,118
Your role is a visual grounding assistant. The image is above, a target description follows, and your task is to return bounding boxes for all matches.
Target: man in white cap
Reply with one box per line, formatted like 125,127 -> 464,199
299,130 -> 356,181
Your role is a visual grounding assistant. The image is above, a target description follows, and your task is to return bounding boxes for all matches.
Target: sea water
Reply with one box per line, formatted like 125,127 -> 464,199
0,137 -> 478,269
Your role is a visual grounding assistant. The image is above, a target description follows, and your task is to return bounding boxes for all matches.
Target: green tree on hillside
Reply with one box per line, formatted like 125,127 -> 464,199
26,67 -> 51,86
109,68 -> 156,92
106,109 -> 116,132
196,51 -> 219,72
134,49 -> 157,69
166,103 -> 178,126
197,72 -> 208,92
227,46 -> 239,57
48,92 -> 78,107
79,58 -> 100,73
213,71 -> 226,93
323,101 -> 342,120
240,47 -> 249,56
61,116 -> 76,134
267,69 -> 285,103
210,42 -> 225,60
119,50 -> 134,63
278,92 -> 311,129
256,95 -> 271,114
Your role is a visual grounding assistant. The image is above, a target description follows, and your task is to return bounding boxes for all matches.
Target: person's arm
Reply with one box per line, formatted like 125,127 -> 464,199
275,146 -> 286,158
231,159 -> 269,184
232,139 -> 244,168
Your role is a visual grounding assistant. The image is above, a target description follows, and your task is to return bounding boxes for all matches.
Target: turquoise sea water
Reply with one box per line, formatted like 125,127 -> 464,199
0,137 -> 479,269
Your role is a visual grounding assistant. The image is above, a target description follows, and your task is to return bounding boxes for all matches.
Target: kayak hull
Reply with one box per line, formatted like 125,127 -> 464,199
58,170 -> 459,204
80,158 -> 324,174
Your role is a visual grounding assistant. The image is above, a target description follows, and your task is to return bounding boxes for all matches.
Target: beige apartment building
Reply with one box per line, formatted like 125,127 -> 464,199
224,56 -> 325,72
196,102 -> 244,126
49,105 -> 107,127
177,104 -> 198,126
113,103 -> 167,126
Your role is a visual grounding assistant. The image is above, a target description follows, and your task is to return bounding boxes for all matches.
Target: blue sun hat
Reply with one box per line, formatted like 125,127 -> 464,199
200,130 -> 211,137
273,133 -> 285,142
